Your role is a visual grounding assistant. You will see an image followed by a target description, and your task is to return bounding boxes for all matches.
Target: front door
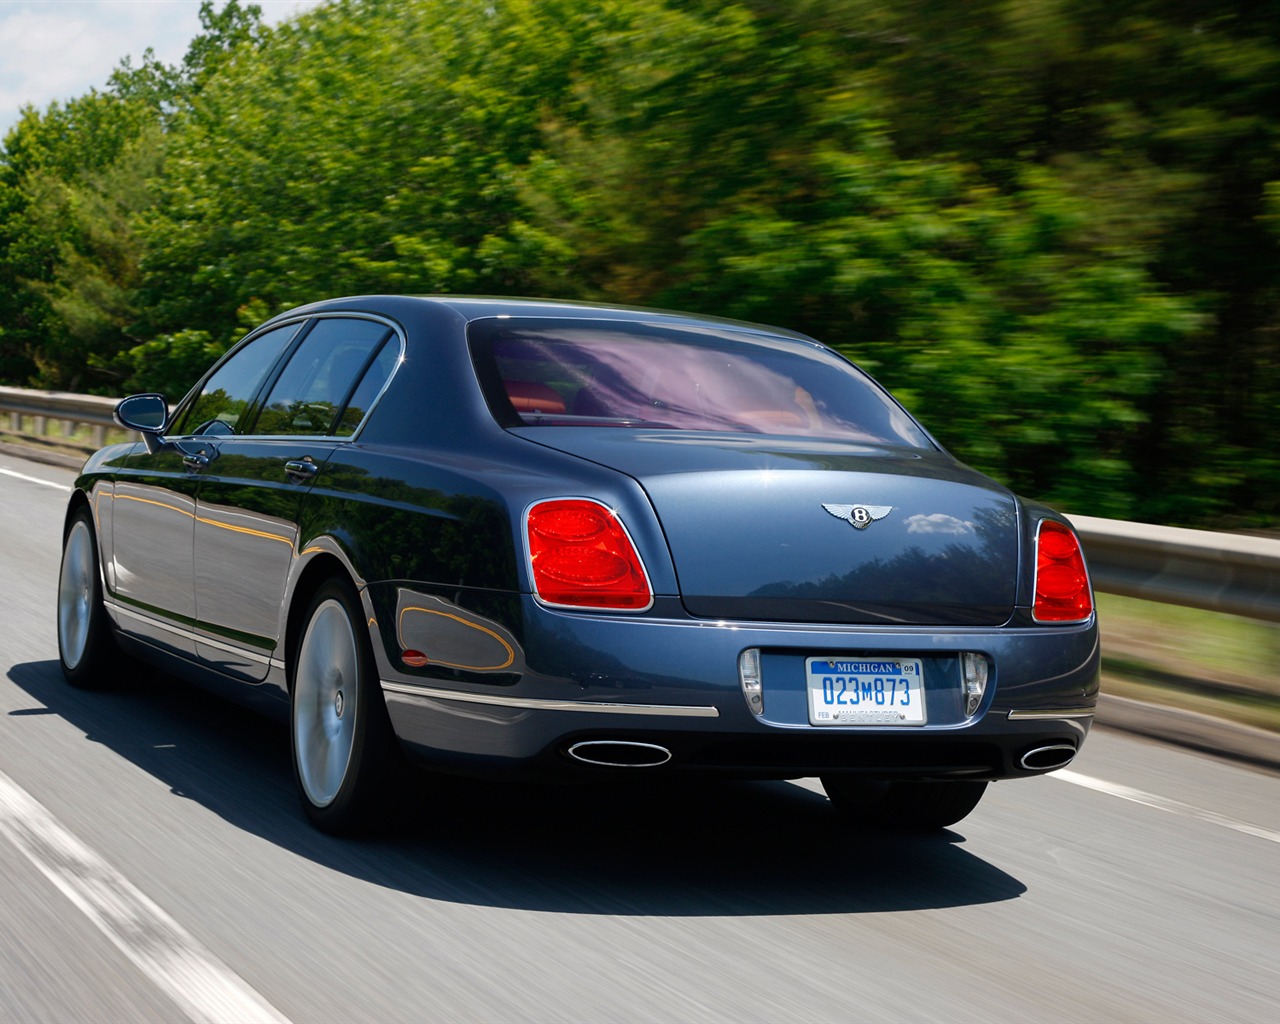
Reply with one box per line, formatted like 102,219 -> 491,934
108,444 -> 201,657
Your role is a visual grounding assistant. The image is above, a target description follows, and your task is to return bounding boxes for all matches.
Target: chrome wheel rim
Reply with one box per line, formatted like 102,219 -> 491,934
294,598 -> 359,808
58,520 -> 95,670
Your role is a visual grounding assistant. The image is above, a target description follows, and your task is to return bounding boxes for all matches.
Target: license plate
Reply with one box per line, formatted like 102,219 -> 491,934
806,657 -> 926,725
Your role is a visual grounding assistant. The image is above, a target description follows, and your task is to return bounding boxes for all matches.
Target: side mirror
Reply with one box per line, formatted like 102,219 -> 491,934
114,393 -> 169,453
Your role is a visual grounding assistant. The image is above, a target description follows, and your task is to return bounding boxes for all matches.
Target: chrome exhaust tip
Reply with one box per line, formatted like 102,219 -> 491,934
1020,744 -> 1077,771
566,740 -> 672,768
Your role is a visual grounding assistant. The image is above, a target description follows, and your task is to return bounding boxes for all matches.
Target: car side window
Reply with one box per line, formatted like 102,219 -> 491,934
253,318 -> 392,436
174,324 -> 300,436
334,336 -> 399,437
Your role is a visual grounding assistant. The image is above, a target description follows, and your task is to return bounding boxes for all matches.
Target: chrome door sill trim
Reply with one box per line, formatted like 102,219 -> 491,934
1007,708 -> 1096,720
382,681 -> 720,718
113,604 -> 282,668
195,631 -> 274,665
113,603 -> 193,640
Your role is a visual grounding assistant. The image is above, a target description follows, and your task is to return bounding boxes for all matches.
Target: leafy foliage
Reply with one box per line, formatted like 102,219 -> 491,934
1,0 -> 1278,527
0,1 -> 267,389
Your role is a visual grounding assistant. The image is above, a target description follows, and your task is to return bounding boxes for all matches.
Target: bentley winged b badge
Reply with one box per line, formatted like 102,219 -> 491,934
822,503 -> 893,530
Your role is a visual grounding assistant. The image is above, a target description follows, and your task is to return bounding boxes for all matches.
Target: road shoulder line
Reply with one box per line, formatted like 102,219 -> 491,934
0,466 -> 71,491
0,768 -> 291,1024
1051,769 -> 1280,844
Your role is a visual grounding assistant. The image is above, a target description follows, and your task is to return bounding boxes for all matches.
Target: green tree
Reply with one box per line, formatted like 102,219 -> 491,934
0,1 -> 267,390
137,0 -> 611,340
0,91 -> 160,388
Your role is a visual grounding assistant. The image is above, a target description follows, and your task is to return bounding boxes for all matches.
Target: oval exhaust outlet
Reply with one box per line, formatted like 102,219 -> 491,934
1020,744 -> 1077,771
567,741 -> 672,768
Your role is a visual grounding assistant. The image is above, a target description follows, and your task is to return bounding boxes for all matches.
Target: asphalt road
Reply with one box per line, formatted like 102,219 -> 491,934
2,451 -> 1278,1023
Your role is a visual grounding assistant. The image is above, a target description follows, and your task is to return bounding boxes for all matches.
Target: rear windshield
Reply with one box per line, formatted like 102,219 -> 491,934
467,317 -> 932,447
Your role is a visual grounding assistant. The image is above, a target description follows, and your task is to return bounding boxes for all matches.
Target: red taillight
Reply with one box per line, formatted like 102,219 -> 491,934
526,499 -> 653,610
1033,520 -> 1093,623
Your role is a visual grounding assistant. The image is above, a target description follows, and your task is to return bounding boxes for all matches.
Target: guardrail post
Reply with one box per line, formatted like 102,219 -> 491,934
33,415 -> 46,436
92,425 -> 106,446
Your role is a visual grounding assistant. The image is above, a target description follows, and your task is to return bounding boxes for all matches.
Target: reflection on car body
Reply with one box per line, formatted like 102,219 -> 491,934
56,296 -> 1099,834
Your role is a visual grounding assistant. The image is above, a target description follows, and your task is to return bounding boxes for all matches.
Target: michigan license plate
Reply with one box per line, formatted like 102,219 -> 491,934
806,657 -> 926,725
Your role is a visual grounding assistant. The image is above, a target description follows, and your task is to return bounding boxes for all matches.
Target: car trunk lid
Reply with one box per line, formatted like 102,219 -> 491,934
513,428 -> 1020,626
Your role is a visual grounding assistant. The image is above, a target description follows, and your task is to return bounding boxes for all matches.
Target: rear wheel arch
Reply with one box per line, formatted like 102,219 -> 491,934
284,553 -> 356,694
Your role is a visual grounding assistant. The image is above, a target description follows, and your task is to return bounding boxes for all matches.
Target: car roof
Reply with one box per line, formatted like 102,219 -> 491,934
264,295 -> 819,344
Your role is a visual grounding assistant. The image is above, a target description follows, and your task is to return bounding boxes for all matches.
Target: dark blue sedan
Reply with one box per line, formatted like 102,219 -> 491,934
56,296 -> 1098,832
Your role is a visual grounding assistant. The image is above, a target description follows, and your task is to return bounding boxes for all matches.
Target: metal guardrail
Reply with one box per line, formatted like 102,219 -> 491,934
2,385 -> 1277,623
1068,515 -> 1280,624
0,385 -> 123,449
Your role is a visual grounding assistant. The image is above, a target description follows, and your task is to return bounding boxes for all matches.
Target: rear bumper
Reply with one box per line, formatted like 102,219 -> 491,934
376,594 -> 1098,782
385,702 -> 1090,782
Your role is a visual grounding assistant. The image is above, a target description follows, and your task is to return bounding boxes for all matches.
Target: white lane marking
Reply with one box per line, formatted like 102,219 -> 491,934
0,770 -> 291,1024
1052,769 -> 1280,844
0,466 -> 71,491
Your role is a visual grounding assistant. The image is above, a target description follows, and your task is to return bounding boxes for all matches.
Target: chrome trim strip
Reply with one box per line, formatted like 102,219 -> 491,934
1030,517 -> 1095,625
381,680 -> 719,718
112,603 -> 193,641
112,604 -> 282,667
1007,708 -> 1095,721
194,631 -> 274,666
167,311 -> 406,442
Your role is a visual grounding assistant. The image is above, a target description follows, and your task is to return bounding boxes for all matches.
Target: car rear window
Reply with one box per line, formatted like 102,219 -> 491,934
467,317 -> 932,447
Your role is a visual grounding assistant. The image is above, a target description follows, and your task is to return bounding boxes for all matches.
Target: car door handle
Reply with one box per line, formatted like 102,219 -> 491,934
182,452 -> 210,472
284,458 -> 320,482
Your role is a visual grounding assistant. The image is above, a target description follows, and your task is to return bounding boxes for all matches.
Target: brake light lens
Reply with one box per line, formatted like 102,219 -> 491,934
1033,520 -> 1093,623
526,499 -> 653,610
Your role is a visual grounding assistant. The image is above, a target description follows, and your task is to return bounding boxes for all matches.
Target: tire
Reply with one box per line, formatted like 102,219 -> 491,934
820,776 -> 988,831
57,506 -> 119,688
290,577 -> 399,833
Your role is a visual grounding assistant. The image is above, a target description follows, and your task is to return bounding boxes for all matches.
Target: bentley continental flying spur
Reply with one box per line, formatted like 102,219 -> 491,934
56,296 -> 1099,833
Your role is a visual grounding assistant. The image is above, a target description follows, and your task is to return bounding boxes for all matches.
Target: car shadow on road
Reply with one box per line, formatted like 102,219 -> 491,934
9,659 -> 1026,915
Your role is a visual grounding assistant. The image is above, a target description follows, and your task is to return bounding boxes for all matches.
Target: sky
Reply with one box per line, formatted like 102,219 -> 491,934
0,0 -> 321,138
